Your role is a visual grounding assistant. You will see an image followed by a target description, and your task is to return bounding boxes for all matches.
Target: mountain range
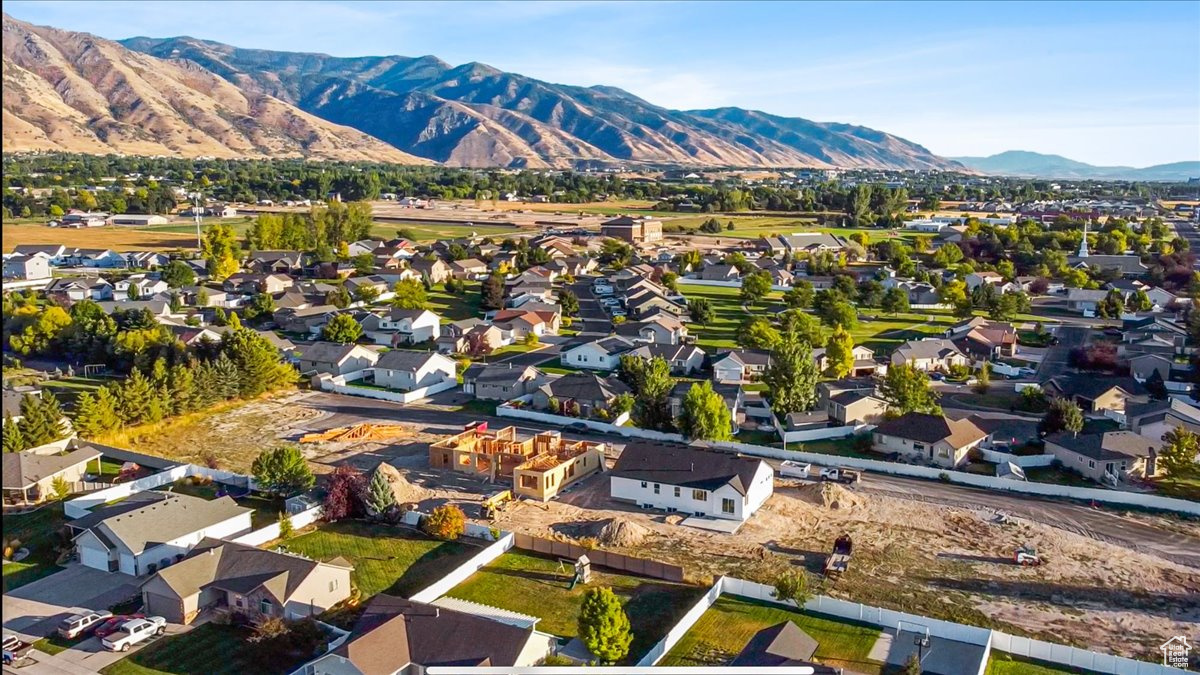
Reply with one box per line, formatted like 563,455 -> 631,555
951,151 -> 1199,182
1,13 -> 959,170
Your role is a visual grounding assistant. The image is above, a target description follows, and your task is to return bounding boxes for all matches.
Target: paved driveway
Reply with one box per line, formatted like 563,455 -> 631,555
1036,324 -> 1089,380
3,565 -> 139,638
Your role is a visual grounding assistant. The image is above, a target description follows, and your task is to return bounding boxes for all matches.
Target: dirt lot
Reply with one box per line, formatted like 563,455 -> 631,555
476,477 -> 1199,663
2,222 -> 200,252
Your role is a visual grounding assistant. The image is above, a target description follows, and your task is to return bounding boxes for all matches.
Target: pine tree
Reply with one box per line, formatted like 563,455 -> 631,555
72,391 -> 106,438
3,416 -> 25,453
577,587 -> 633,664
222,329 -> 296,398
192,361 -> 221,409
116,369 -> 155,425
210,353 -> 243,400
38,391 -> 67,443
251,445 -> 315,497
168,363 -> 198,415
366,469 -> 397,517
17,393 -> 63,448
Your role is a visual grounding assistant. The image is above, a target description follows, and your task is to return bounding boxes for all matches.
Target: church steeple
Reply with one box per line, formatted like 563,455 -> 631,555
1077,221 -> 1090,258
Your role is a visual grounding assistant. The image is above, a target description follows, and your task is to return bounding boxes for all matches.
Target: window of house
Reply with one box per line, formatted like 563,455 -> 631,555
521,475 -> 538,488
913,442 -> 925,452
329,579 -> 338,592
259,599 -> 272,614
939,448 -> 950,458
722,498 -> 735,514
653,483 -> 660,494
673,487 -> 680,497
692,489 -> 707,501
1088,460 -> 1095,468
640,481 -> 647,488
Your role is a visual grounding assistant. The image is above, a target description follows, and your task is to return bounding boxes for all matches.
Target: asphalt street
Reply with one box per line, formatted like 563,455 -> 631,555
1036,324 -> 1090,380
1171,218 -> 1200,268
299,391 -> 1200,569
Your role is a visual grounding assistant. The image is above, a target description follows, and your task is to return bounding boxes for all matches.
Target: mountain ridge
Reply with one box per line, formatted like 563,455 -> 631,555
952,150 -> 1198,181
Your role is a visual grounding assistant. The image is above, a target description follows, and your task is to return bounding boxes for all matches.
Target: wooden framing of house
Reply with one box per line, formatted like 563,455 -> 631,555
429,425 -> 605,500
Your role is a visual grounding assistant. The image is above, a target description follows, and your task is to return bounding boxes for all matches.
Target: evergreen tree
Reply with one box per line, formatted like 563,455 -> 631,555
17,393 -> 63,447
210,352 -> 243,400
72,390 -> 119,438
222,329 -> 297,397
192,361 -> 221,409
168,363 -> 198,415
116,369 -> 155,425
366,468 -> 397,517
763,331 -> 818,414
3,416 -> 25,453
577,587 -> 633,664
251,445 -> 315,497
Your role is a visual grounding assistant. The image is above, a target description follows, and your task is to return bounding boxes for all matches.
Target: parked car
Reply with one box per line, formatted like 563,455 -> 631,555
101,617 -> 166,652
94,614 -> 146,640
929,372 -> 945,381
566,422 -> 589,432
58,611 -> 113,639
819,467 -> 861,484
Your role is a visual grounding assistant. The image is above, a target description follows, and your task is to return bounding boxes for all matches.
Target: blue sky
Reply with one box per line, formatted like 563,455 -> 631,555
7,1 -> 1199,167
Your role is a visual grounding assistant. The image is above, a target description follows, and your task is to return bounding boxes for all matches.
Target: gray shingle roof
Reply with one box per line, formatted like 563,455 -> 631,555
374,350 -> 444,372
84,493 -> 250,555
612,443 -> 766,494
1044,430 -> 1158,461
2,446 -> 102,490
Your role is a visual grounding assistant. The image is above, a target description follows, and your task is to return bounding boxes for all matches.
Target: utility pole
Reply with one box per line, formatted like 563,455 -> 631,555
191,192 -> 203,251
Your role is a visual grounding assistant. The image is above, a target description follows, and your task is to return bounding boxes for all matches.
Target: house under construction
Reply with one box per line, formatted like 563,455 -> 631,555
429,424 -> 606,501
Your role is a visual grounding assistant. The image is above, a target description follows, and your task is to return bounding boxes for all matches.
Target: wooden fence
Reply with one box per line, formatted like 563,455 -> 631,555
512,533 -> 685,583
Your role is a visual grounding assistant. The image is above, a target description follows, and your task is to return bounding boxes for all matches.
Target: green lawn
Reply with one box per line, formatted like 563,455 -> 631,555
794,436 -> 876,459
851,312 -> 956,352
985,653 -> 1092,674
536,357 -> 581,375
447,549 -> 707,663
661,595 -> 883,673
158,480 -> 284,530
39,375 -> 123,410
1,503 -> 68,591
455,399 -> 499,416
371,222 -> 519,242
99,623 -> 307,675
1150,474 -> 1200,501
664,216 -> 910,244
489,342 -> 545,358
427,284 -> 483,321
1024,466 -> 1096,488
283,520 -> 479,598
678,282 -> 785,350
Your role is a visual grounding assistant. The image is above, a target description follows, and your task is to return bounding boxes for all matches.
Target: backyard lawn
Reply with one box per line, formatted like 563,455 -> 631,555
1,503 -> 68,591
446,549 -> 707,663
794,436 -> 875,459
985,653 -> 1092,674
1150,474 -> 1200,501
677,282 -> 784,350
427,284 -> 482,321
660,595 -> 883,673
283,520 -> 479,598
99,623 -> 307,675
39,375 -> 124,410
158,480 -> 285,530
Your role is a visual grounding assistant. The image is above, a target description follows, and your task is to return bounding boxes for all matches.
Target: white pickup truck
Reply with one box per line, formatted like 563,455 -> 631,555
101,617 -> 166,652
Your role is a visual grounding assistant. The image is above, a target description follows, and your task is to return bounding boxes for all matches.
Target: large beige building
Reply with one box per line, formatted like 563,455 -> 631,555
430,424 -> 606,500
600,216 -> 663,244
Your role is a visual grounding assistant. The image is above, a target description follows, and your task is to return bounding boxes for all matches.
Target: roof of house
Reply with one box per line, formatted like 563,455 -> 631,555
296,341 -> 371,364
387,307 -> 435,321
612,443 -> 766,494
873,413 -> 988,448
375,350 -> 447,372
331,595 -> 535,673
462,363 -> 540,387
538,372 -> 630,402
81,493 -> 250,555
714,349 -> 773,367
1124,397 -> 1200,425
731,621 -> 820,667
2,446 -> 102,490
566,336 -> 637,357
894,338 -> 965,362
1043,375 -> 1146,401
1044,430 -> 1159,461
628,343 -> 704,363
1066,288 -> 1109,302
145,537 -> 349,603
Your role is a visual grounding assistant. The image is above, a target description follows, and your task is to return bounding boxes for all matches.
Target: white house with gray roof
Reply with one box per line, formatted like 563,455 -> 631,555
73,493 -> 252,576
561,336 -> 638,371
372,351 -> 456,392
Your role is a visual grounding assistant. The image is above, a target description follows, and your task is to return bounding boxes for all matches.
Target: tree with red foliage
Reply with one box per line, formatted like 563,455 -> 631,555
323,465 -> 367,521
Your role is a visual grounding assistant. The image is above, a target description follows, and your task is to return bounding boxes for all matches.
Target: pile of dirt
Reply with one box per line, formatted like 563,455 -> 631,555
794,482 -> 866,510
375,463 -> 431,506
597,518 -> 651,547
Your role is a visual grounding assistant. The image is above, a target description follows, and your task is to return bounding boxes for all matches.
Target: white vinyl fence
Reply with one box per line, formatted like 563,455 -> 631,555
778,424 -> 869,444
64,463 -> 253,518
403,510 -> 515,604
634,579 -> 724,667
317,373 -> 458,404
978,448 -> 1057,468
230,504 -> 324,546
990,631 -> 1187,675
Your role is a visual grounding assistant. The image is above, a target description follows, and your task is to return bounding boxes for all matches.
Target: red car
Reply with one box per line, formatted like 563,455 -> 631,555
92,615 -> 145,640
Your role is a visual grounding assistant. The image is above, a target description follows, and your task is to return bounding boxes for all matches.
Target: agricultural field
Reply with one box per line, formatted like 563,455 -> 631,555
662,215 -> 916,243
2,222 -> 198,252
660,595 -> 884,673
446,549 -> 706,663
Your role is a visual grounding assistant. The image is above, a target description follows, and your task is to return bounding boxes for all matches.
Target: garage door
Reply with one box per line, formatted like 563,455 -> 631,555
80,544 -> 110,571
143,592 -> 183,624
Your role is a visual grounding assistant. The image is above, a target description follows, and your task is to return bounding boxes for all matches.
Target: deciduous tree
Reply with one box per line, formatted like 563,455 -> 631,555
680,381 -> 732,441
323,466 -> 367,521
687,298 -> 714,325
321,314 -> 363,344
740,270 -> 772,306
879,364 -> 941,416
824,325 -> 855,378
1159,427 -> 1199,478
1041,397 -> 1084,436
391,279 -> 427,310
422,504 -> 465,540
763,331 -> 818,414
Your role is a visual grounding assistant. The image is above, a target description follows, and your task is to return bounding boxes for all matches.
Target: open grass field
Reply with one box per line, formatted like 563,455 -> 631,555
476,199 -> 675,217
676,282 -> 785,350
377,221 -> 522,242
99,623 -> 305,675
447,549 -> 707,663
1,503 -> 67,591
664,216 -> 917,244
660,595 -> 884,673
283,520 -> 478,598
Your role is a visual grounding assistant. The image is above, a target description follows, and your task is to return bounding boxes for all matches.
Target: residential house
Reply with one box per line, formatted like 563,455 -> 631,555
141,537 -> 352,625
372,351 -> 456,392
300,595 -> 554,674
224,273 -> 294,296
600,216 -> 663,244
1121,315 -> 1187,353
407,257 -> 453,284
124,251 -> 171,269
1042,375 -> 1148,414
296,342 -> 380,377
891,339 -> 970,371
492,310 -> 549,341
1043,431 -> 1160,483
700,264 -> 741,282
67,248 -> 126,268
378,308 -> 441,345
624,290 -> 686,320
1125,398 -> 1200,440
246,251 -> 307,275
462,323 -> 507,355
616,315 -> 689,345
46,277 -> 114,303
965,271 -> 1004,290
2,445 -> 103,504
1128,353 -> 1172,384
450,258 -> 488,279
274,305 -> 341,335
712,349 -> 773,383
2,253 -> 52,281
73,494 -> 252,576
344,275 -> 393,302
561,336 -> 638,371
114,275 -> 169,299
628,343 -> 706,375
531,372 -> 631,418
826,390 -> 888,426
1066,289 -> 1109,316
944,317 -> 1018,359
813,345 -> 877,377
871,413 -> 990,468
731,622 -> 832,672
610,443 -> 774,522
12,244 -> 68,265
462,364 -> 546,401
